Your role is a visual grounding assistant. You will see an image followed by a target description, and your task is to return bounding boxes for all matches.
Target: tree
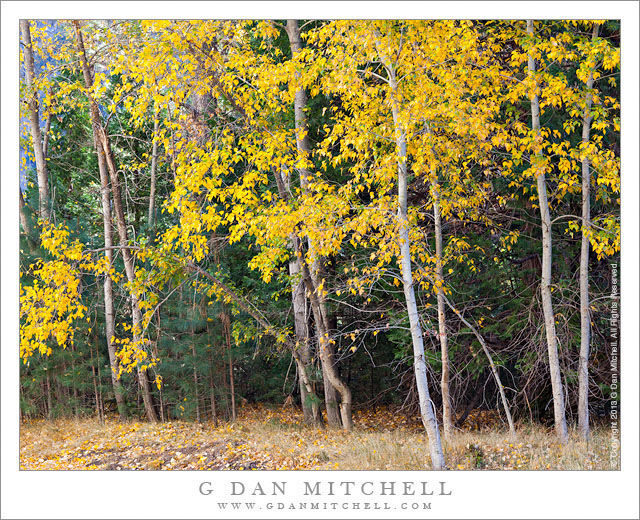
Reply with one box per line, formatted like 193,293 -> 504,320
19,188 -> 36,250
17,19 -> 620,444
20,20 -> 51,222
148,114 -> 160,232
284,19 -> 330,427
74,20 -> 157,422
526,19 -> 568,443
430,165 -> 453,440
73,20 -> 127,419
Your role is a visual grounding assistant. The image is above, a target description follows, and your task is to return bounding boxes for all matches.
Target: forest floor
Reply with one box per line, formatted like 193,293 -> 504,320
19,405 -> 618,471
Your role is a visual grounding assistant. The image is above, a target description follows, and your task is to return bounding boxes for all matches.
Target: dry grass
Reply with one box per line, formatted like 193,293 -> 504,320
20,405 -> 619,471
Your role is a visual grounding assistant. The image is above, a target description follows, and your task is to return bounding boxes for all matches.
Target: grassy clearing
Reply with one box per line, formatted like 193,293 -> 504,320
19,405 -> 618,470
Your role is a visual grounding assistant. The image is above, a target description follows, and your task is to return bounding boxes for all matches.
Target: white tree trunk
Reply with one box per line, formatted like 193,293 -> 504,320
578,23 -> 600,442
432,176 -> 453,441
103,130 -> 158,423
20,20 -> 50,222
289,252 -> 323,427
527,19 -> 568,443
386,65 -> 445,468
285,19 -> 345,429
148,115 -> 159,230
75,20 -> 158,423
74,21 -> 126,418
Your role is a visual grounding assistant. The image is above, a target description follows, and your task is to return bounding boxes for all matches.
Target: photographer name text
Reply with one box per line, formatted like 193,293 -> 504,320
199,480 -> 453,497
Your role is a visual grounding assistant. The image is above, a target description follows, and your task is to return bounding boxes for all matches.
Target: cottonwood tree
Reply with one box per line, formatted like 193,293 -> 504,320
562,22 -> 620,441
283,18 -> 335,427
18,19 -> 619,442
524,19 -> 569,443
100,20 -> 348,427
308,18 -> 525,459
20,20 -> 51,223
72,21 -> 127,418
530,21 -> 620,440
498,20 -> 619,442
74,20 -> 158,422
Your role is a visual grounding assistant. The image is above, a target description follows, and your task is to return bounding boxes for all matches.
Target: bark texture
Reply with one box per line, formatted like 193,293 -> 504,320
289,257 -> 323,426
74,21 -> 127,418
20,20 -> 50,222
527,19 -> 568,443
384,59 -> 445,468
285,19 -> 345,428
148,115 -> 159,231
101,127 -> 159,423
432,177 -> 453,441
578,23 -> 600,442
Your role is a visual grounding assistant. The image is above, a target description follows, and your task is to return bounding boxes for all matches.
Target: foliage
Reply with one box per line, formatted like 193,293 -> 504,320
20,405 -> 619,470
19,19 -> 620,445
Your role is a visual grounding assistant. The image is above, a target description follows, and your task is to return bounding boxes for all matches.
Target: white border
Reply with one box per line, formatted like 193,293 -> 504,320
2,2 -> 638,519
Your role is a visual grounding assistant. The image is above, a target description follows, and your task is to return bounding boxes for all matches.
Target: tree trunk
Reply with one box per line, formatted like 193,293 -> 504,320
191,343 -> 201,422
19,189 -> 31,236
187,262 -> 344,429
321,358 -> 342,427
90,342 -> 104,423
432,176 -> 453,441
73,21 -> 127,420
148,115 -> 159,231
96,345 -> 105,422
285,19 -> 340,428
91,363 -> 100,420
288,235 -> 353,430
151,309 -> 165,422
289,258 -> 323,426
190,28 -> 350,428
578,23 -> 600,442
527,19 -> 568,444
20,381 -> 25,422
309,239 -> 342,428
221,310 -> 236,421
285,19 -> 313,177
385,60 -> 445,468
371,31 -> 446,466
313,312 -> 351,430
45,372 -> 53,420
456,373 -> 486,428
19,189 -> 37,251
43,112 -> 51,159
208,345 -> 218,427
399,170 -> 445,467
296,357 -> 311,420
20,20 -> 50,222
74,20 -> 157,423
70,343 -> 79,417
